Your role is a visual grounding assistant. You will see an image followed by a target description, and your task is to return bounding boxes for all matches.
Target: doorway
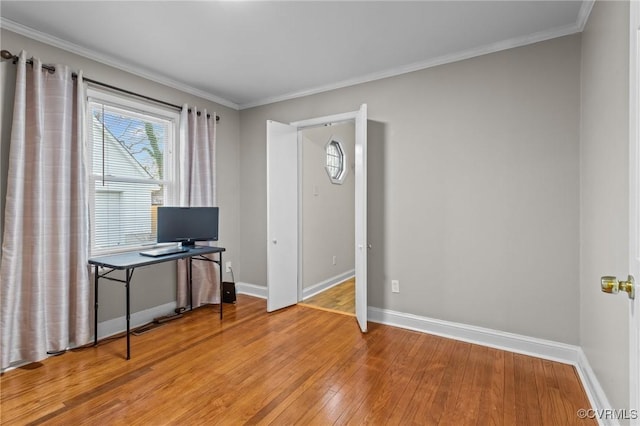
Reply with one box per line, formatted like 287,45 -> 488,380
298,122 -> 355,316
266,104 -> 368,332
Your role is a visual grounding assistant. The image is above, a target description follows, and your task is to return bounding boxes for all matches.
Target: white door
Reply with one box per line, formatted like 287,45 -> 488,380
266,120 -> 299,312
354,104 -> 368,332
630,2 -> 640,420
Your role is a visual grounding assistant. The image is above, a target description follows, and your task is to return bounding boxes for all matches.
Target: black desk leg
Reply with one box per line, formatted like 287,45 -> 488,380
219,252 -> 223,320
94,266 -> 98,346
126,268 -> 131,360
189,258 -> 193,310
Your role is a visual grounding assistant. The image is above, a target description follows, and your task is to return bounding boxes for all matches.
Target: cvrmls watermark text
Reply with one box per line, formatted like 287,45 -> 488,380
576,408 -> 638,420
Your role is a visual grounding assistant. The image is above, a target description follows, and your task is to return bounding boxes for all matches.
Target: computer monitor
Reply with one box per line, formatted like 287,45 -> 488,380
157,207 -> 219,247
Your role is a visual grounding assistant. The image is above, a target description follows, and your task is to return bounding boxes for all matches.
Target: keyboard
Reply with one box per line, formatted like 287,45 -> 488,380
140,246 -> 190,257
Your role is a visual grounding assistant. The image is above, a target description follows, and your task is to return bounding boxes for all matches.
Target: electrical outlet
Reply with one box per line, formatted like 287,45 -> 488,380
332,255 -> 337,265
225,261 -> 232,273
391,280 -> 400,293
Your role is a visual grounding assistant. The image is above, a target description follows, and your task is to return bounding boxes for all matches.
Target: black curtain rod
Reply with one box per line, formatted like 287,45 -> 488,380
0,49 -> 219,122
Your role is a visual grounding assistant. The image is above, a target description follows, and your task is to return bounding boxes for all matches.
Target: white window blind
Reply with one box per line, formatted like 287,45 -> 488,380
87,90 -> 178,254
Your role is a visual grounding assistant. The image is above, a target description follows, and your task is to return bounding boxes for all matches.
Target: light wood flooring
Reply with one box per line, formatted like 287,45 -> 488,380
1,294 -> 595,425
300,278 -> 355,316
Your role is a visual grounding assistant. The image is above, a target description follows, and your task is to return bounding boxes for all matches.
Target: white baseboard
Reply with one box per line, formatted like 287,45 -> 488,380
575,348 -> 619,426
302,269 -> 355,300
97,301 -> 177,340
368,306 -> 612,425
192,287 -> 613,423
368,306 -> 579,363
236,282 -> 267,299
235,272 -> 355,301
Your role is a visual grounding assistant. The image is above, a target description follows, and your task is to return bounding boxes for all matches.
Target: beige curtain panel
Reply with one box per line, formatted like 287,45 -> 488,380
176,106 -> 219,309
0,51 -> 91,370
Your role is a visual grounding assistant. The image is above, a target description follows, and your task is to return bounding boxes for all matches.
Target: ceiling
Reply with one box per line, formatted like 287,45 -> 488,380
0,1 -> 591,110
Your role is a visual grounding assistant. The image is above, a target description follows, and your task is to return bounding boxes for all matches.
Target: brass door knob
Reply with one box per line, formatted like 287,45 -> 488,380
601,275 -> 635,300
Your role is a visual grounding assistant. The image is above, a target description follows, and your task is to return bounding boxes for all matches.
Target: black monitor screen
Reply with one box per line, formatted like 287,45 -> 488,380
157,207 -> 219,246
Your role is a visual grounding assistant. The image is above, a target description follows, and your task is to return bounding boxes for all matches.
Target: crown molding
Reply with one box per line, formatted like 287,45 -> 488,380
0,18 -> 239,110
2,4 -> 590,113
577,0 -> 596,32
239,21 -> 583,110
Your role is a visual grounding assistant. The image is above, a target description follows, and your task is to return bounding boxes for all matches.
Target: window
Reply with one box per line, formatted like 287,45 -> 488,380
87,89 -> 179,254
325,138 -> 347,184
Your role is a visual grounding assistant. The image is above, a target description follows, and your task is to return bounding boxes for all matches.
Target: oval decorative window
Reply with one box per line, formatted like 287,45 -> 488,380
325,138 -> 347,184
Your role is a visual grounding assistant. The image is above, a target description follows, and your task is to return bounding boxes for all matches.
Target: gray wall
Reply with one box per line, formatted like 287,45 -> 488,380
301,123 -> 355,289
0,55 -> 16,245
240,34 -> 581,344
1,4 -> 634,411
579,1 -> 630,414
0,29 -> 241,322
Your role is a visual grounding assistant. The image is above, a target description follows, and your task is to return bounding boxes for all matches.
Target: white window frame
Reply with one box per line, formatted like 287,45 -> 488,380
86,87 -> 180,255
325,136 -> 348,184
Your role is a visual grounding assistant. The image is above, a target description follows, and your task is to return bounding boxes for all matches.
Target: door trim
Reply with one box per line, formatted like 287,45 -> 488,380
290,111 -> 361,129
289,105 -> 368,332
629,0 -> 640,419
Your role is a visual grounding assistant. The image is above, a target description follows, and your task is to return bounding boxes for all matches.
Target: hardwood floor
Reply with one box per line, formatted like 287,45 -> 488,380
1,295 -> 595,425
300,278 -> 355,316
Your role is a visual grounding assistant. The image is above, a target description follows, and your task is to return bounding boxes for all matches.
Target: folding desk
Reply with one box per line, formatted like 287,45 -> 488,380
88,245 -> 226,360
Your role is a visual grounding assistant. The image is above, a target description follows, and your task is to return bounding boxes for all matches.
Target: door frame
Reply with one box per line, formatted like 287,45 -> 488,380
629,0 -> 640,419
291,110 -> 361,303
290,104 -> 368,331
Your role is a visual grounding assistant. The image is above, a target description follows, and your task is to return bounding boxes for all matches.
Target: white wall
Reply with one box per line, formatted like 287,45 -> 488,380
301,123 -> 355,290
0,29 -> 242,322
240,34 -> 581,345
579,0 -> 630,414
